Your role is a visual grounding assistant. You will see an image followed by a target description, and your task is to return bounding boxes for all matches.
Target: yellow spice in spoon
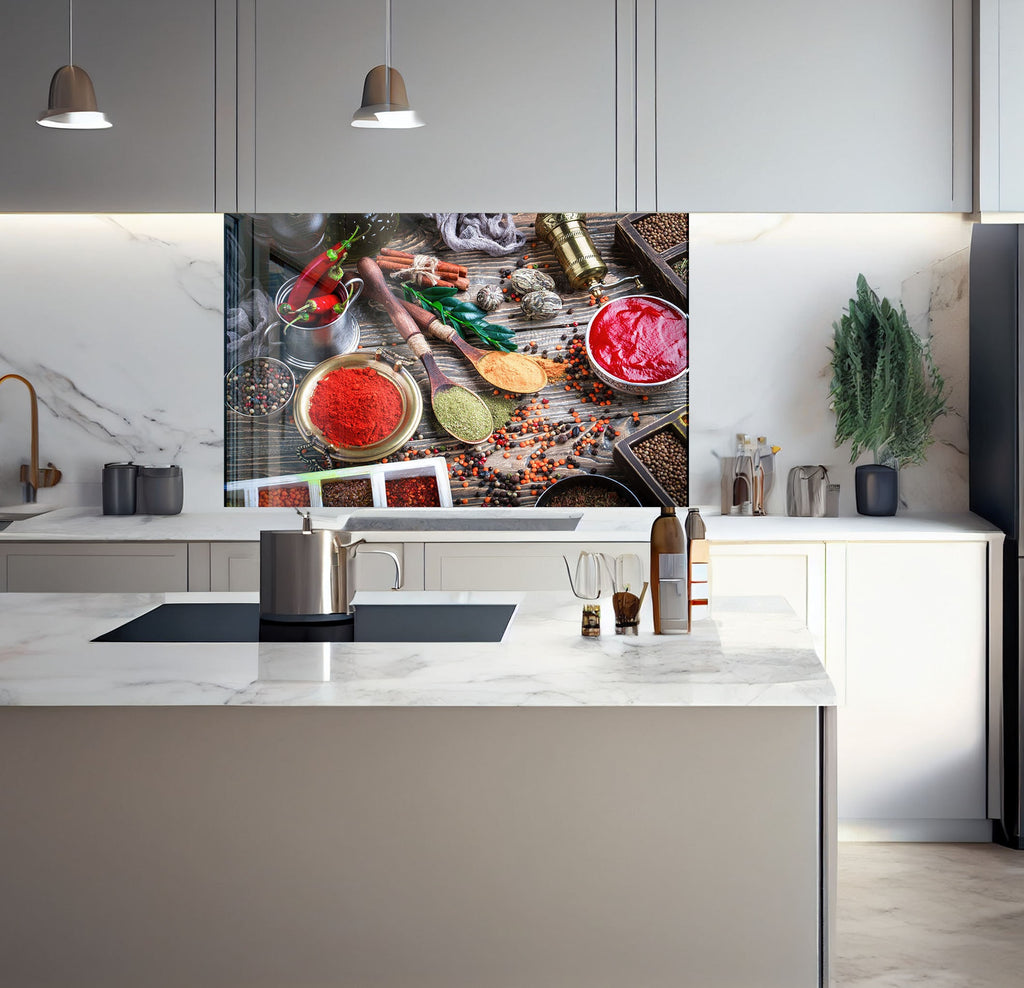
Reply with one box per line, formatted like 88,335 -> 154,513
475,350 -> 547,394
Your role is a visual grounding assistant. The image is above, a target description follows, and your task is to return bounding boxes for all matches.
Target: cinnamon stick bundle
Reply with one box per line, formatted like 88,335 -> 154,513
376,253 -> 469,290
380,247 -> 468,276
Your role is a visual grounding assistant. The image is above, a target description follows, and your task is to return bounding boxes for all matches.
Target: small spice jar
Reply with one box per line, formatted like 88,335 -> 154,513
581,604 -> 601,637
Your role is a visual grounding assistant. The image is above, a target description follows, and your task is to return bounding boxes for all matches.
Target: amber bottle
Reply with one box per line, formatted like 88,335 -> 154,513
651,505 -> 687,634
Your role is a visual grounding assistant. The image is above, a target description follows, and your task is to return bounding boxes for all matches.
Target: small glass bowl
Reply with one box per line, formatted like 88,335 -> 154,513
225,356 -> 296,419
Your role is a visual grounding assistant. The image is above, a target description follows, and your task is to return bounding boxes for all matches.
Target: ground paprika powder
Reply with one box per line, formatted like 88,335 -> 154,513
308,366 -> 404,447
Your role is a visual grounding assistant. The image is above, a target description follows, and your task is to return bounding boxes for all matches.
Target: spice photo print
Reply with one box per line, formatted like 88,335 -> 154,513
223,212 -> 689,509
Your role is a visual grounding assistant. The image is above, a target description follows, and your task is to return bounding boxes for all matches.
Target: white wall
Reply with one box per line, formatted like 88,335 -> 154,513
0,213 -> 973,515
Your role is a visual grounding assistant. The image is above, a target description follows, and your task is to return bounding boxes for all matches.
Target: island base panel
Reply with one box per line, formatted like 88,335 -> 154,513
0,706 -> 826,987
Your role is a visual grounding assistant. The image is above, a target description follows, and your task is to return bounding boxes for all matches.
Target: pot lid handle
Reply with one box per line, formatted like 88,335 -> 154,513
295,508 -> 313,533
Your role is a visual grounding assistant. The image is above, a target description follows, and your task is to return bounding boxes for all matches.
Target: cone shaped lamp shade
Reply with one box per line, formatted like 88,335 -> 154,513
351,65 -> 423,128
37,64 -> 111,129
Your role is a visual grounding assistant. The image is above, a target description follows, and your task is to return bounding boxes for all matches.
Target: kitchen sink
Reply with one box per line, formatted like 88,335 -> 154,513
340,510 -> 582,532
0,503 -> 58,522
93,601 -> 516,644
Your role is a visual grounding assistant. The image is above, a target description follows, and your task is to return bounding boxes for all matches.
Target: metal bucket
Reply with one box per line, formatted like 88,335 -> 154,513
270,274 -> 363,372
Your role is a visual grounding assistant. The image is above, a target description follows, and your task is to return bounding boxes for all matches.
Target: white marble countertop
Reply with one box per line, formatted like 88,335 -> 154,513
0,505 -> 1004,544
0,591 -> 835,708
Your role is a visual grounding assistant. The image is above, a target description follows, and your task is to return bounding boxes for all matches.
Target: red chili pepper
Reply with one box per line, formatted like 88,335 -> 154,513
286,225 -> 361,309
278,294 -> 345,322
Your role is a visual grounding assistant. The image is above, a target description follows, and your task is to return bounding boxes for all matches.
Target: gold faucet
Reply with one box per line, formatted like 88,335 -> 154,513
0,374 -> 61,503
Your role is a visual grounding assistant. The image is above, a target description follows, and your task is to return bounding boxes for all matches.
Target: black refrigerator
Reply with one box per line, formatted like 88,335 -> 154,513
970,222 -> 1024,848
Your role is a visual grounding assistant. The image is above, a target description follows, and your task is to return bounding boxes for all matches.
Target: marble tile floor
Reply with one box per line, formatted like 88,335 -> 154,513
835,842 -> 1024,986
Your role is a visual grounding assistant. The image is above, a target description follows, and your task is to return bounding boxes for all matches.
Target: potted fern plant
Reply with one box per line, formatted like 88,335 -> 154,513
829,274 -> 947,515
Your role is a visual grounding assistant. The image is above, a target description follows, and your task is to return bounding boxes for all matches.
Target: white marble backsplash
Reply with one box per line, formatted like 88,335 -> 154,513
0,214 -> 224,510
689,213 -> 974,516
0,212 -> 974,516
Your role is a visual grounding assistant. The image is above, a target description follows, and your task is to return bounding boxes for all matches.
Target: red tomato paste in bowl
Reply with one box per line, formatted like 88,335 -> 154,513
586,295 -> 688,385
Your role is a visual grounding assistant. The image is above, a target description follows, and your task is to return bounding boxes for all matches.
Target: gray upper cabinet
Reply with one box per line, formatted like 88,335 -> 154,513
977,0 -> 1024,212
247,0 -> 618,212
653,0 -> 972,211
0,0 -> 215,212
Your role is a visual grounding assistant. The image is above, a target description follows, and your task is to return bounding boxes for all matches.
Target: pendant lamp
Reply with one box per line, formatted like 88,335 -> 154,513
37,0 -> 112,129
351,0 -> 423,129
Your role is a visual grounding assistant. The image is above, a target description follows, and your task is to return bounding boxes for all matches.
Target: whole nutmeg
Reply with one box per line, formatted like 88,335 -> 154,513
474,284 -> 504,312
521,290 -> 562,320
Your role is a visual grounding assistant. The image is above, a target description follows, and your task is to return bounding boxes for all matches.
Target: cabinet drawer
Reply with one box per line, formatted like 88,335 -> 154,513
424,542 -> 647,592
1,543 -> 188,593
207,541 -> 424,592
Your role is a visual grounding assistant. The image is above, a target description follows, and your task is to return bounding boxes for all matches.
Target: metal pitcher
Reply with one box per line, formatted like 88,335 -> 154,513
260,510 -> 401,618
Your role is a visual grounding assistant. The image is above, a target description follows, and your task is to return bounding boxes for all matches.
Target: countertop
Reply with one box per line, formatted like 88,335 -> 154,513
0,591 -> 835,708
0,505 -> 1004,544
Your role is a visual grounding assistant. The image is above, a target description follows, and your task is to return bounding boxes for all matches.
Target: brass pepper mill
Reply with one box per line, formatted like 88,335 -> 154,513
535,213 -> 609,291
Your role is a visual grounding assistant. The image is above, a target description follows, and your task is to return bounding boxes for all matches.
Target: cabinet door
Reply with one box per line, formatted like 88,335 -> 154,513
656,0 -> 970,211
838,542 -> 988,838
250,0 -> 616,211
210,543 -> 261,592
356,541 -> 424,591
709,543 -> 825,658
979,0 -> 1024,210
1,543 -> 188,593
0,0 -> 215,211
424,542 -> 647,591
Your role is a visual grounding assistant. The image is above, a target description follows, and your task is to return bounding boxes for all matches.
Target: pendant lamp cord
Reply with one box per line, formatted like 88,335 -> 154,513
69,0 -> 74,66
384,0 -> 391,107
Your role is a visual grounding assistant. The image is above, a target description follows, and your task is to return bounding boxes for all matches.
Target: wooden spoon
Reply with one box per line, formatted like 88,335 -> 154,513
399,300 -> 546,395
356,258 -> 492,445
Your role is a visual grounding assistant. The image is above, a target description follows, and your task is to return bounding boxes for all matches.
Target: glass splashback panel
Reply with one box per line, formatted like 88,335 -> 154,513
224,212 -> 688,509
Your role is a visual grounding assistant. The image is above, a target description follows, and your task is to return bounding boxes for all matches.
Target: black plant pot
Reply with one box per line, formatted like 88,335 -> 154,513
855,464 -> 899,516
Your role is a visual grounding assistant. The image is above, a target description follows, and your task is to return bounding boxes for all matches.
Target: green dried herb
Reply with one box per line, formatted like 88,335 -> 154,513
402,284 -> 516,352
828,274 -> 946,467
432,385 -> 493,443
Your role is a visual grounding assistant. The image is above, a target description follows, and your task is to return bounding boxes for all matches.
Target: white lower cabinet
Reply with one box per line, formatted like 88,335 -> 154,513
423,542 -> 648,591
206,541 -> 424,592
835,541 -> 990,841
209,542 -> 260,592
357,542 -> 424,592
704,538 -> 991,841
0,543 -> 188,593
709,543 -> 826,658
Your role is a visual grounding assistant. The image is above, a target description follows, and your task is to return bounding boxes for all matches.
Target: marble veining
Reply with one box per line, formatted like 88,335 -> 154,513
0,591 -> 835,707
0,214 -> 224,511
900,247 -> 970,513
689,213 -> 974,517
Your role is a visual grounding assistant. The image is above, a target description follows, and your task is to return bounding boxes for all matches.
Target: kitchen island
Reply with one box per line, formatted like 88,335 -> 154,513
0,591 -> 835,988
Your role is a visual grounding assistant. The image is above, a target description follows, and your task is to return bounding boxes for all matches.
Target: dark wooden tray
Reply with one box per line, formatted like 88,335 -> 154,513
611,404 -> 688,507
613,213 -> 688,313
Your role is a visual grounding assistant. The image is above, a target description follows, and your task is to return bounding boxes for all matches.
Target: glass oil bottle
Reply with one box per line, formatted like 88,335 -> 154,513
731,434 -> 754,516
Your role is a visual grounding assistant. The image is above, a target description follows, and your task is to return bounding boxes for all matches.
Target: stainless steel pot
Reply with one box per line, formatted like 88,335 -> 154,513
260,511 -> 401,618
